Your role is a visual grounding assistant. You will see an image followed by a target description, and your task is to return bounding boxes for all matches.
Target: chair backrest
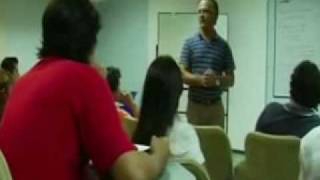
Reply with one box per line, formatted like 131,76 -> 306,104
123,117 -> 138,138
180,159 -> 211,180
0,150 -> 12,180
194,126 -> 233,180
245,132 -> 300,180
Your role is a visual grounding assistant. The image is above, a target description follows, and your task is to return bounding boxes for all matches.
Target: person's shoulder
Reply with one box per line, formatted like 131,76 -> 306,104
305,114 -> 320,126
52,58 -> 100,79
173,115 -> 193,129
185,33 -> 200,43
52,58 -> 96,74
215,35 -> 230,46
34,57 -> 103,87
256,102 -> 283,127
263,102 -> 283,112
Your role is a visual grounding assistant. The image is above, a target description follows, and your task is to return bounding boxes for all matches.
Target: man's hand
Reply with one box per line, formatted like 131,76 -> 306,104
202,70 -> 220,88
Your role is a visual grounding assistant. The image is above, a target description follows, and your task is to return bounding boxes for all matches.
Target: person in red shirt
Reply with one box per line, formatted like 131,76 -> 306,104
0,0 -> 169,180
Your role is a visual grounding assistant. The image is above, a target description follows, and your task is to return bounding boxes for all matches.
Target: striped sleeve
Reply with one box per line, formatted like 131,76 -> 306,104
180,39 -> 192,68
224,43 -> 235,71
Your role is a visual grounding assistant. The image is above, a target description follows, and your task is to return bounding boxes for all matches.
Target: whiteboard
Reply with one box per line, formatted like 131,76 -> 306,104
157,12 -> 228,113
269,0 -> 320,98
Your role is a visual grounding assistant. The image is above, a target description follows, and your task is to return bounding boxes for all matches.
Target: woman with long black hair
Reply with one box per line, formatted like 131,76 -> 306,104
134,55 -> 204,180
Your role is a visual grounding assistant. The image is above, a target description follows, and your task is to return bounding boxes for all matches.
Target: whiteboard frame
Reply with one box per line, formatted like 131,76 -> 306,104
266,0 -> 292,103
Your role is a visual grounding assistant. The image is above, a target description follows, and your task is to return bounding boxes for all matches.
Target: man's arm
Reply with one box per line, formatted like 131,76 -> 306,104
180,64 -> 205,87
220,70 -> 235,89
110,136 -> 169,180
181,66 -> 234,89
180,39 -> 208,88
220,42 -> 235,89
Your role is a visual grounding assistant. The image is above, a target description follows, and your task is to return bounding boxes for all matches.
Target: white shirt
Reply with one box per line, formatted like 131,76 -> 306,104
159,161 -> 195,180
159,115 -> 204,180
300,126 -> 320,180
168,115 -> 205,164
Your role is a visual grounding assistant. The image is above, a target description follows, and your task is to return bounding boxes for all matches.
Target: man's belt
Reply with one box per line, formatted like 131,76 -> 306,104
190,96 -> 221,105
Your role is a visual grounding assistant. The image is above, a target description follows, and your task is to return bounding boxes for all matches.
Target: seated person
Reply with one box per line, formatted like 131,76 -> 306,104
106,66 -> 139,119
133,56 -> 205,180
256,60 -> 320,138
0,0 -> 169,179
299,126 -> 320,180
0,57 -> 19,119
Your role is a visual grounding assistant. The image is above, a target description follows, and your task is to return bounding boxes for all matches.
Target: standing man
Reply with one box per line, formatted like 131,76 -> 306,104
180,0 -> 235,127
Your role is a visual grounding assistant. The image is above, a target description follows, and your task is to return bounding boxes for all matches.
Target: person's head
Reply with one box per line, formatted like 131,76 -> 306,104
290,60 -> 320,109
1,57 -> 19,74
133,56 -> 183,145
106,66 -> 121,97
198,0 -> 219,29
38,0 -> 101,64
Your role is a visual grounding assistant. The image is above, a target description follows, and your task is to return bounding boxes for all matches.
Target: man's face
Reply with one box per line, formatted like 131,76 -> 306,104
198,0 -> 217,29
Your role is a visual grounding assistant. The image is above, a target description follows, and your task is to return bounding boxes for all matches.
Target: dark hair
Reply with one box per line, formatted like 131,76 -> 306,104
38,0 -> 101,64
1,57 -> 18,73
106,66 -> 121,92
290,60 -> 320,109
133,56 -> 183,145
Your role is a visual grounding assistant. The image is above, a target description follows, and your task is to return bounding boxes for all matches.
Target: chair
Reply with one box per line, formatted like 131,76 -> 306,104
123,117 -> 138,138
0,150 -> 12,180
180,159 -> 211,180
194,126 -> 233,180
234,132 -> 300,180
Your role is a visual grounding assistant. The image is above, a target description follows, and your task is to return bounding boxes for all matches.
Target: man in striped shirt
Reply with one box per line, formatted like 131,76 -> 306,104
180,0 -> 235,127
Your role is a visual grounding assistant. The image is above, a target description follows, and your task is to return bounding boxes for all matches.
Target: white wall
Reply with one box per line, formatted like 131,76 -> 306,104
2,0 -> 48,73
149,0 -> 268,150
148,0 -> 198,63
1,0 -> 149,99
220,0 -> 268,150
96,0 -> 149,93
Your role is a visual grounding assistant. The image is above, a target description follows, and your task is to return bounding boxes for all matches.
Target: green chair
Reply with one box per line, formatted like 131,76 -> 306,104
194,126 -> 233,180
234,132 -> 300,180
0,150 -> 12,180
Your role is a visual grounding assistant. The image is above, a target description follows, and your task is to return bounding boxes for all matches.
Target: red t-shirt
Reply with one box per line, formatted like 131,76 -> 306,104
0,57 -> 135,180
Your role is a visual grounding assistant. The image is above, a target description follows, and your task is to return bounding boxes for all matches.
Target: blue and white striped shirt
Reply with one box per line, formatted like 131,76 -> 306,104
180,33 -> 235,103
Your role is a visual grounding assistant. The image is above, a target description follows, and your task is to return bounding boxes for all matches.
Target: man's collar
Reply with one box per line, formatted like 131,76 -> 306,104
283,99 -> 317,117
198,31 -> 219,42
